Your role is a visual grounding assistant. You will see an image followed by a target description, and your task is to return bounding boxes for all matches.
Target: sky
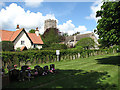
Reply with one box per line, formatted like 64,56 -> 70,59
0,0 -> 103,36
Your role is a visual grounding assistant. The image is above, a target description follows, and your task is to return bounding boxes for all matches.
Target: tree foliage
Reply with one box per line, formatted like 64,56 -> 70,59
95,1 -> 120,47
29,29 -> 35,33
72,32 -> 80,36
0,41 -> 14,51
42,43 -> 67,50
75,37 -> 95,50
42,28 -> 65,47
62,33 -> 69,37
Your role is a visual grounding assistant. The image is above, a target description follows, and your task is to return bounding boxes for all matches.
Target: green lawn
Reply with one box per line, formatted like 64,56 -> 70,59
3,53 -> 119,89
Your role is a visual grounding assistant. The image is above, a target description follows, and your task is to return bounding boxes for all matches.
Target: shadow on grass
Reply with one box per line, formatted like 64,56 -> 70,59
32,69 -> 117,89
3,69 -> 117,89
95,55 -> 120,65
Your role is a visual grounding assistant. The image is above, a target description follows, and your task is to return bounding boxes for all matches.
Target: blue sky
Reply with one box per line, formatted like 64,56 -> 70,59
0,1 -> 102,35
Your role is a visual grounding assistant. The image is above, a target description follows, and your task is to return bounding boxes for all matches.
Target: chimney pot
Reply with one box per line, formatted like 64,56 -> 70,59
35,27 -> 39,36
36,27 -> 39,31
16,24 -> 20,30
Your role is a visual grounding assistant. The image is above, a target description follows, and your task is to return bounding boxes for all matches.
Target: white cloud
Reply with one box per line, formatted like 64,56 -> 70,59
86,0 -> 103,21
25,0 -> 44,8
0,3 -> 92,36
58,20 -> 90,35
58,20 -> 75,34
0,3 -> 57,34
74,26 -> 87,33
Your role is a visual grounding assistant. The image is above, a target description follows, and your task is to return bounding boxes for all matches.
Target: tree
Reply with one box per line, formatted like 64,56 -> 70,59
62,33 -> 69,37
75,37 -> 95,50
72,32 -> 80,36
42,28 -> 65,47
29,29 -> 35,33
42,43 -> 67,50
95,1 -> 120,47
0,41 -> 14,51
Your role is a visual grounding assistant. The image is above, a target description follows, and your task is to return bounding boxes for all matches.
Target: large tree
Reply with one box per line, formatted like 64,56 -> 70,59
95,1 -> 120,47
75,37 -> 95,50
42,28 -> 65,47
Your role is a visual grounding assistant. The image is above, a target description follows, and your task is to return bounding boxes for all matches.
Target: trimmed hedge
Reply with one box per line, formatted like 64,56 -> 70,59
0,47 -> 117,67
42,44 -> 68,50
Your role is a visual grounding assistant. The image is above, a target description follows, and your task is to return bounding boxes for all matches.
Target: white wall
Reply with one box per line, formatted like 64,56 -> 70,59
31,44 -> 42,49
14,31 -> 32,49
37,45 -> 42,49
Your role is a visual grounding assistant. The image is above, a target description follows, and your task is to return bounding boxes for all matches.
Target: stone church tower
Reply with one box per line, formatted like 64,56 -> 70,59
44,19 -> 57,31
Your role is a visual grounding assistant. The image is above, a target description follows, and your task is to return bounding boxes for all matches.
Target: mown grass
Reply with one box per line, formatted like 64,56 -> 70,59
3,53 -> 119,89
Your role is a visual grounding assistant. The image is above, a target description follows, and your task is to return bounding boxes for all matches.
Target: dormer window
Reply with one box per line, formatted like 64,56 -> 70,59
21,40 -> 25,45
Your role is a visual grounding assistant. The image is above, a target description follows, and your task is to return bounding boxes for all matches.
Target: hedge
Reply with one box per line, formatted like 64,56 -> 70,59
0,47 -> 118,68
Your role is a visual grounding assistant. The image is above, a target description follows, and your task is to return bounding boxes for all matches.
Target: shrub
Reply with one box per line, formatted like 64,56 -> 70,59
1,48 -> 117,67
75,46 -> 84,51
42,44 -> 67,50
16,48 -> 21,52
0,41 -> 14,51
75,37 -> 95,50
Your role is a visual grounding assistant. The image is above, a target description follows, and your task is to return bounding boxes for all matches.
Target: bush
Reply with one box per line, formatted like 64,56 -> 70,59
1,48 -> 117,68
42,44 -> 67,50
0,41 -> 14,51
75,46 -> 84,51
28,48 -> 39,50
16,48 -> 21,52
75,37 -> 95,50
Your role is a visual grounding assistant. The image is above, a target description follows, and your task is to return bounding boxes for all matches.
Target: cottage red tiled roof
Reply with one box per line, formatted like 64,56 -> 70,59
0,30 -> 14,41
10,29 -> 23,41
0,29 -> 23,41
0,29 -> 43,44
28,33 -> 43,44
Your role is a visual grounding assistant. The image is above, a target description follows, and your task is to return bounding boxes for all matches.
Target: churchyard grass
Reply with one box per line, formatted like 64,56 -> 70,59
3,53 -> 119,89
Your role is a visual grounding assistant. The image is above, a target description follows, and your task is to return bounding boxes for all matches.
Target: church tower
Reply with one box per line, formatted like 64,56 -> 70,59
44,19 -> 57,31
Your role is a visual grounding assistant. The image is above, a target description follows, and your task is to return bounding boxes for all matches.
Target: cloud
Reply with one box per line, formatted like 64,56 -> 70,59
25,0 -> 44,8
0,3 -> 91,36
58,20 -> 75,34
58,20 -> 90,35
86,0 -> 103,21
0,3 -> 57,34
74,26 -> 87,33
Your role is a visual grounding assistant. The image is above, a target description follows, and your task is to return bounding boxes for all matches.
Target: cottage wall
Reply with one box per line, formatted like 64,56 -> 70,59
14,31 -> 32,49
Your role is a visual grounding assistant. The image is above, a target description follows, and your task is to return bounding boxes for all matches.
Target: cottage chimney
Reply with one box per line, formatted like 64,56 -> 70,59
16,24 -> 20,30
35,27 -> 39,36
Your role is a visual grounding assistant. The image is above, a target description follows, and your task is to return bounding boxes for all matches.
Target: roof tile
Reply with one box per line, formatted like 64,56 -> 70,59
28,33 -> 43,44
0,29 -> 43,44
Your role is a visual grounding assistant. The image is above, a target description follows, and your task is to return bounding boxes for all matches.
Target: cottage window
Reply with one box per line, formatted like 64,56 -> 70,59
21,41 -> 25,45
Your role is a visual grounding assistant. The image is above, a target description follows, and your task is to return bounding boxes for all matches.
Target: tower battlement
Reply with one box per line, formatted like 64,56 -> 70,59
44,19 -> 57,31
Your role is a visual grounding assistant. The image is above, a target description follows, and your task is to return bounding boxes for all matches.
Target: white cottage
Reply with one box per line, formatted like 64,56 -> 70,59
0,25 -> 44,50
